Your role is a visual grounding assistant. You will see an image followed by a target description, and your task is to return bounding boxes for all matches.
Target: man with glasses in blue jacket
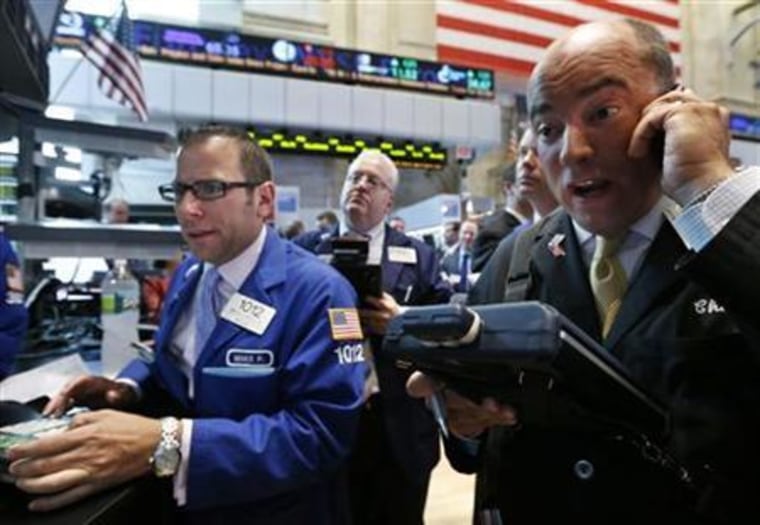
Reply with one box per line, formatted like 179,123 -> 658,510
8,125 -> 366,524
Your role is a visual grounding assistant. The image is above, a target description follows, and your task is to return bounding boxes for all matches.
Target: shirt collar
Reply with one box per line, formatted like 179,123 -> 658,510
505,206 -> 531,224
340,219 -> 385,241
340,220 -> 386,265
574,196 -> 669,248
211,225 -> 268,290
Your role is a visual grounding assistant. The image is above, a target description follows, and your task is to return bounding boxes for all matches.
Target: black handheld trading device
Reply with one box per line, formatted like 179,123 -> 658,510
382,301 -> 668,439
328,238 -> 382,300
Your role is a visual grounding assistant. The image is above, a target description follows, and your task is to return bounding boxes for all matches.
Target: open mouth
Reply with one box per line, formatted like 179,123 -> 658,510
185,229 -> 215,241
570,179 -> 611,198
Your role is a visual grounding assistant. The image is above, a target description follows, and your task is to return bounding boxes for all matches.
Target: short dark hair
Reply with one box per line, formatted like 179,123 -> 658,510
178,124 -> 273,184
502,162 -> 517,184
317,210 -> 339,225
624,18 -> 675,92
284,219 -> 305,239
444,220 -> 460,232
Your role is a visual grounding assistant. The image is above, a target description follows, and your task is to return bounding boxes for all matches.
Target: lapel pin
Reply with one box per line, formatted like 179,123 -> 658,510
547,234 -> 566,258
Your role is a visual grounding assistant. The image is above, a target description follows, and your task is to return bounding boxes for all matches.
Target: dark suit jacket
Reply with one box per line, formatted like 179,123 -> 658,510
455,197 -> 760,524
471,208 -> 523,272
296,224 -> 453,485
440,245 -> 464,275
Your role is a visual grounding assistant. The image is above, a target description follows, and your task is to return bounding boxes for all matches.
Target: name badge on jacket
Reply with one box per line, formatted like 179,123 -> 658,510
388,246 -> 417,264
221,293 -> 276,335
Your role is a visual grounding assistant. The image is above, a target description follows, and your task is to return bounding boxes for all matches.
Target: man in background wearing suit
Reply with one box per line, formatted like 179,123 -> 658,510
472,126 -> 559,278
295,150 -> 451,524
512,126 -> 559,224
471,162 -> 533,272
440,218 -> 479,292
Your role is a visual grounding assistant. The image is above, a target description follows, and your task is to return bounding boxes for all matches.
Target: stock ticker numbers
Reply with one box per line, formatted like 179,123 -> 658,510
248,129 -> 447,170
55,11 -> 494,100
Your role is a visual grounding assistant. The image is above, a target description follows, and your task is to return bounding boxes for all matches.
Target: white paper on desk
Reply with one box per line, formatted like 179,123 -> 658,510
0,354 -> 91,402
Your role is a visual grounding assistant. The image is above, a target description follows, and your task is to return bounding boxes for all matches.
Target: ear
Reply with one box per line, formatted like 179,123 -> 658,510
255,181 -> 276,220
385,193 -> 394,215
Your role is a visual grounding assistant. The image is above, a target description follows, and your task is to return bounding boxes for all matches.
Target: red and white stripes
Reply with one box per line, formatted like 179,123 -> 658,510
436,0 -> 681,76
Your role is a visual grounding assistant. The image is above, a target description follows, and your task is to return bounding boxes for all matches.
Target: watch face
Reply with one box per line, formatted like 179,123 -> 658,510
154,447 -> 180,477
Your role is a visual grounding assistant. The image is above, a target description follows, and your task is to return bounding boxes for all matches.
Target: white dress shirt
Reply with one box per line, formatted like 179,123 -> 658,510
340,220 -> 386,265
673,166 -> 760,251
172,226 -> 267,505
574,197 -> 671,281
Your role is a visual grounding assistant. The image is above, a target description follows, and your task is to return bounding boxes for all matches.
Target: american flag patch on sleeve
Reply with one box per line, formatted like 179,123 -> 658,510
328,308 -> 364,341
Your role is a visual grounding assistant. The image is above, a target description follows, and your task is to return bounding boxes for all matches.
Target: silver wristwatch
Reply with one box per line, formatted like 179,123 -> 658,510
151,417 -> 181,478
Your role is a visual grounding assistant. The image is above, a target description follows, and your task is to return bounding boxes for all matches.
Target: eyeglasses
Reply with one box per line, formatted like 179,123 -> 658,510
158,180 -> 259,202
346,170 -> 392,192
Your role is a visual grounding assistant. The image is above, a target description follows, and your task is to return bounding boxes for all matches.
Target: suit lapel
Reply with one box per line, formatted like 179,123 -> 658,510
531,214 -> 600,338
163,262 -> 202,326
442,246 -> 460,275
382,226 -> 408,292
195,228 -> 287,368
504,210 -> 522,230
529,215 -> 687,349
604,221 -> 686,349
314,224 -> 339,255
157,261 -> 203,405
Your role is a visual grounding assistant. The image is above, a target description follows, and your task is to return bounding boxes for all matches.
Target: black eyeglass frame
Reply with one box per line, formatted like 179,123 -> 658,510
158,179 -> 260,202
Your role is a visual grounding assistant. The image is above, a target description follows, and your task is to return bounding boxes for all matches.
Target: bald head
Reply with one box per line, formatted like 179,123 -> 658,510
529,19 -> 675,119
524,18 -> 675,237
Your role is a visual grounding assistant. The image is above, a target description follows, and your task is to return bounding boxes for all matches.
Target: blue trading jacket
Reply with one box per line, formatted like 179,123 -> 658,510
0,234 -> 28,379
121,228 -> 366,524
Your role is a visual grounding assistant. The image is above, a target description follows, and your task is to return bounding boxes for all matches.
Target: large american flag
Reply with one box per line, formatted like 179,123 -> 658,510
81,1 -> 148,121
436,0 -> 681,77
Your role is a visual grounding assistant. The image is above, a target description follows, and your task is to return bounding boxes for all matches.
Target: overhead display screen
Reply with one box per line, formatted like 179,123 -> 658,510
245,129 -> 447,170
55,11 -> 494,100
729,113 -> 760,141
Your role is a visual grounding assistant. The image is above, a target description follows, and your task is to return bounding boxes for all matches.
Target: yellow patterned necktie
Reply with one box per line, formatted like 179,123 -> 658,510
590,235 -> 627,338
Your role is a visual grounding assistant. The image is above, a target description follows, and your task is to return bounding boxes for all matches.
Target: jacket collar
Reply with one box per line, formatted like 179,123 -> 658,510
193,227 -> 287,367
603,221 -> 685,348
530,213 -> 686,349
530,213 -> 600,339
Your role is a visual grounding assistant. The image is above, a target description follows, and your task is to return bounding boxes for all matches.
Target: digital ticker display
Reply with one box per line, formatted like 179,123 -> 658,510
246,129 -> 447,170
54,11 -> 494,100
729,113 -> 760,141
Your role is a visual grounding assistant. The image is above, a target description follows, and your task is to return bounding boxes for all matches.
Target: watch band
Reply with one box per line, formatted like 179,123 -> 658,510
160,417 -> 180,448
151,417 -> 181,477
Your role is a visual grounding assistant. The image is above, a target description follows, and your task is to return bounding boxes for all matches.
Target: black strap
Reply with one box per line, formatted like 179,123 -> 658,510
503,213 -> 561,303
479,213 -> 560,520
503,226 -> 536,303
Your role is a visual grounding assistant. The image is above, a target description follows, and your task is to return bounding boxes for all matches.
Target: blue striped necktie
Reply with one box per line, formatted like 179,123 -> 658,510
457,252 -> 470,292
195,266 -> 223,357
